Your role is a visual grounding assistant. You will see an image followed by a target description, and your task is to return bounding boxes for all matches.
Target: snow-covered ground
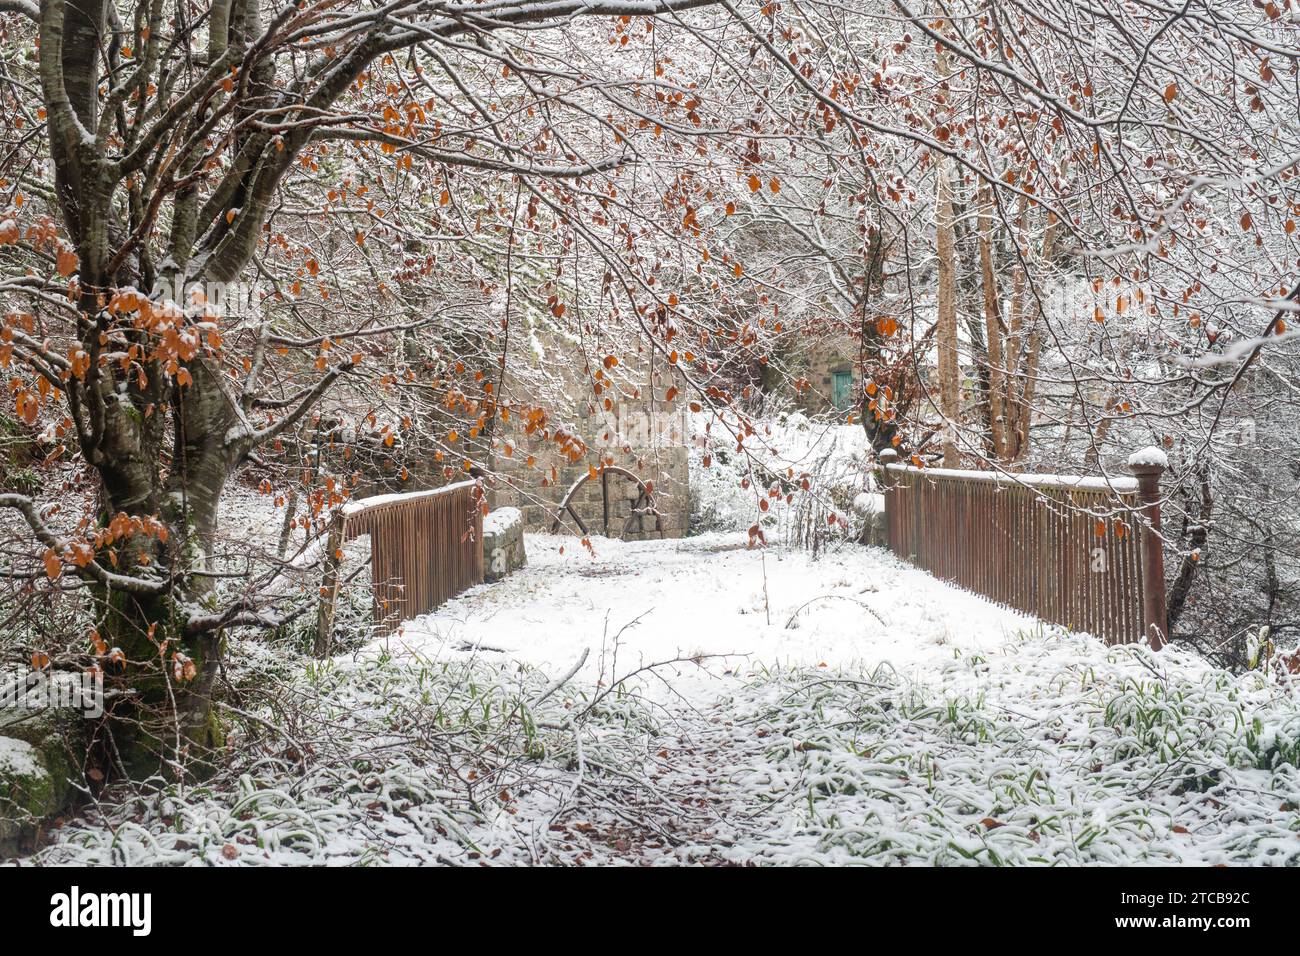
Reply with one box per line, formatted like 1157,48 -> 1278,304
22,528 -> 1300,866
389,533 -> 1031,695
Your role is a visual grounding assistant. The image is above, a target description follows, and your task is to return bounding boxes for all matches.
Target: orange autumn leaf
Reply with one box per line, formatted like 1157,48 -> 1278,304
56,248 -> 79,277
172,652 -> 197,683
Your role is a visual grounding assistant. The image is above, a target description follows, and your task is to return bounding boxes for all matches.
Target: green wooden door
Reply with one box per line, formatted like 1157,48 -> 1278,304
832,370 -> 853,411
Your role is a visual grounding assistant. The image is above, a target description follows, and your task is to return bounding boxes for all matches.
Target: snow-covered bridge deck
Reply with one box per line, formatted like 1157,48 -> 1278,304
391,532 -> 1034,695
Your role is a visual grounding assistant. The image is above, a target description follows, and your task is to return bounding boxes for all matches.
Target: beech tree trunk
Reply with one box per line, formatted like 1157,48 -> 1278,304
935,158 -> 961,467
978,186 -> 1009,462
36,0 -> 307,770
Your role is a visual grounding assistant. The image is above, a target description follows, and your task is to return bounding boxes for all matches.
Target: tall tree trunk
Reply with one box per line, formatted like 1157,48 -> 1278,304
978,185 -> 1009,461
935,158 -> 961,467
95,363 -> 237,772
857,225 -> 903,455
1012,214 -> 1056,463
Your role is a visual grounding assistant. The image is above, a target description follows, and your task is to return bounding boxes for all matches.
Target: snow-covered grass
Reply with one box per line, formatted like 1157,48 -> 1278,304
17,532 -> 1300,865
725,634 -> 1300,865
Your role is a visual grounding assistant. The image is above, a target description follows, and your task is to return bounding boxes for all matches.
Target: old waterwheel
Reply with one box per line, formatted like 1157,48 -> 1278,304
549,465 -> 665,538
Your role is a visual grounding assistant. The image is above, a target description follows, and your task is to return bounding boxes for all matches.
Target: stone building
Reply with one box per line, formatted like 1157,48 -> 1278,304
487,351 -> 690,541
788,334 -> 860,419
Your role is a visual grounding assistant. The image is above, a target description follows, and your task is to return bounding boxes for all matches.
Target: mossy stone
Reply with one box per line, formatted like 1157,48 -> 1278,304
0,737 -> 63,856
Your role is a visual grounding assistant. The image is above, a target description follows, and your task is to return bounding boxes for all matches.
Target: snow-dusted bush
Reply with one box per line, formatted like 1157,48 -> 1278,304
17,635 -> 703,865
688,412 -> 874,547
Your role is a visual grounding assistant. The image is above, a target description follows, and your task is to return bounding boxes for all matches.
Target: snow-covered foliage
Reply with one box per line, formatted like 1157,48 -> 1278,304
736,635 -> 1300,865
689,411 -> 872,541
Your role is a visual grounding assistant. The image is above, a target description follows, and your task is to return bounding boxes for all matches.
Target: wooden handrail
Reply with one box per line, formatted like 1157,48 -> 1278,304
878,450 -> 1167,647
315,481 -> 485,657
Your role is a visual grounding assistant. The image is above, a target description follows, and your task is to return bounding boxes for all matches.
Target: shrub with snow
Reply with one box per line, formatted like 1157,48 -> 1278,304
688,411 -> 875,545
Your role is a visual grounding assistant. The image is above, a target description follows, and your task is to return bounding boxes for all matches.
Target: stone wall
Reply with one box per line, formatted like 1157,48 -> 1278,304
0,672 -> 89,856
491,397 -> 689,540
483,507 -> 527,581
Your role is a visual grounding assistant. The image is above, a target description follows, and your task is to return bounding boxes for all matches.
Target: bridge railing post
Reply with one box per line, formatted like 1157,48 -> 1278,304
876,448 -> 899,554
1129,449 -> 1168,651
